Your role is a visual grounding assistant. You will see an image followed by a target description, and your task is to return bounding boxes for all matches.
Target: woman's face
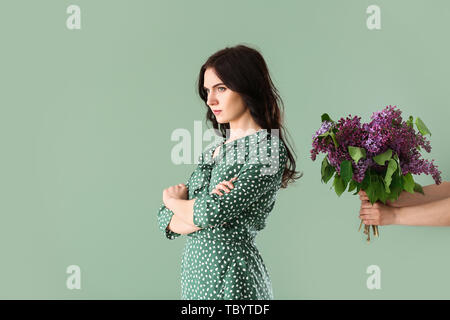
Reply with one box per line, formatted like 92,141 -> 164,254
203,68 -> 247,124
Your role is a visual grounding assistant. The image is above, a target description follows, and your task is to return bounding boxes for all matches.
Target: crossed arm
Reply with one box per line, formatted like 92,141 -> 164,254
166,199 -> 201,235
162,161 -> 282,235
164,178 -> 238,235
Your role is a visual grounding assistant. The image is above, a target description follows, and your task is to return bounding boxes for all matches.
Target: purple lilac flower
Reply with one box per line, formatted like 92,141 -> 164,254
311,105 -> 442,185
311,121 -> 334,161
312,121 -> 333,140
353,158 -> 374,183
401,149 -> 442,184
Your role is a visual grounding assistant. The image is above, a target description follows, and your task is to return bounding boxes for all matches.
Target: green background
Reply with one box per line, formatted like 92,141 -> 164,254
1,0 -> 449,299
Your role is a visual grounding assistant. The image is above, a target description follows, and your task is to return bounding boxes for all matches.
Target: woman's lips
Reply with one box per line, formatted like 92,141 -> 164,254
213,110 -> 222,115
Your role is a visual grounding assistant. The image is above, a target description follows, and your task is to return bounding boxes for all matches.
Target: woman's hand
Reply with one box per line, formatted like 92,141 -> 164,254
211,177 -> 238,196
163,183 -> 188,207
358,190 -> 398,225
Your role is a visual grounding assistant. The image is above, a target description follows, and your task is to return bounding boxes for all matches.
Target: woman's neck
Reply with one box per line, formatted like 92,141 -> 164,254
227,125 -> 262,142
225,109 -> 262,142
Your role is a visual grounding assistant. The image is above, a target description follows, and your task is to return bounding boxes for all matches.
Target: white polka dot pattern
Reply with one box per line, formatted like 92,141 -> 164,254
157,130 -> 288,299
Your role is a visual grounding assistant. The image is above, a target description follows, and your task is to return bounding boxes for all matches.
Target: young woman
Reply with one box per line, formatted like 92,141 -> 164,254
157,44 -> 301,300
358,181 -> 450,226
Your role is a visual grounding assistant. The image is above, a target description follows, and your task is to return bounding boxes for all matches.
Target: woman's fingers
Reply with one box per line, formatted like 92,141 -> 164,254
221,180 -> 235,190
211,188 -> 223,196
215,183 -> 230,193
212,185 -> 231,196
211,178 -> 238,196
216,179 -> 237,193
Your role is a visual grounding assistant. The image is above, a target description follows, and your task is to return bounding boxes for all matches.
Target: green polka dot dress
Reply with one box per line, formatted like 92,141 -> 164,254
157,129 -> 288,300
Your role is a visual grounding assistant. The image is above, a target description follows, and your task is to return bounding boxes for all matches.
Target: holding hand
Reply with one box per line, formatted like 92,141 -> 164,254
211,177 -> 238,196
163,183 -> 188,207
358,190 -> 398,226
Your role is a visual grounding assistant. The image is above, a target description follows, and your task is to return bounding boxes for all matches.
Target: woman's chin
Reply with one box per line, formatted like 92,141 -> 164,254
215,117 -> 227,124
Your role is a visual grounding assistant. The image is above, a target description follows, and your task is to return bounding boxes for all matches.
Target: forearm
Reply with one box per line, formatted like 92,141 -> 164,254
167,214 -> 201,235
394,196 -> 450,226
166,198 -> 197,227
388,181 -> 450,207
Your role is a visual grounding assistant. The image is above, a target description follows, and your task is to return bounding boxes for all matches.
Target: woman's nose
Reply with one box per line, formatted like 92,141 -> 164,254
207,95 -> 218,105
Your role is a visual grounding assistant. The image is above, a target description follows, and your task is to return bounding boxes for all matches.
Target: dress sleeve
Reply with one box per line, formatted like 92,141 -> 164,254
156,145 -> 217,237
192,153 -> 286,228
156,176 -> 195,240
157,204 -> 182,240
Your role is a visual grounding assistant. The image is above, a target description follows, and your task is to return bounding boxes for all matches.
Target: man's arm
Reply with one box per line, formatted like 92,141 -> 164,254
395,196 -> 450,226
388,181 -> 450,207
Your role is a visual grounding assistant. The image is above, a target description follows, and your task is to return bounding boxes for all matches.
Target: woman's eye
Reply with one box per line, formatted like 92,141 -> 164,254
205,87 -> 226,94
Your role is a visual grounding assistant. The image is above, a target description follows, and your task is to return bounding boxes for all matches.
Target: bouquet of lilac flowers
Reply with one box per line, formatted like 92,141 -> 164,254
311,105 -> 442,242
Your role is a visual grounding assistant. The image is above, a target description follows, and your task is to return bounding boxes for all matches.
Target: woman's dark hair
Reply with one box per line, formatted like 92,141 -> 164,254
196,44 -> 302,188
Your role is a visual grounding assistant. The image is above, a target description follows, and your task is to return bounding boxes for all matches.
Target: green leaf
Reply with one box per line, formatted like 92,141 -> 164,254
348,146 -> 366,165
384,159 -> 398,193
329,131 -> 338,148
321,157 -> 335,184
386,172 -> 403,202
363,170 -> 387,204
366,181 -> 377,204
324,166 -> 335,183
414,182 -> 425,195
321,157 -> 328,180
321,113 -> 333,123
333,174 -> 346,197
373,149 -> 393,166
348,179 -> 358,193
388,170 -> 403,201
375,175 -> 388,204
319,130 -> 338,149
416,117 -> 431,136
340,160 -> 353,188
393,154 -> 402,176
406,116 -> 414,128
362,170 -> 376,204
361,171 -> 370,191
402,173 -> 415,193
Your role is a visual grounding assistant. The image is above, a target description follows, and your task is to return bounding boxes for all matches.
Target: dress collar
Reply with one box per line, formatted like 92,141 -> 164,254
200,129 -> 273,167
